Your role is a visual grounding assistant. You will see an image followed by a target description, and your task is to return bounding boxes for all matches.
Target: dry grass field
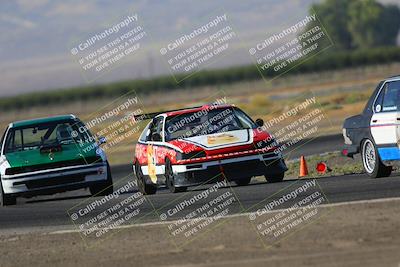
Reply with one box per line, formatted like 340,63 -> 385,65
1,63 -> 399,164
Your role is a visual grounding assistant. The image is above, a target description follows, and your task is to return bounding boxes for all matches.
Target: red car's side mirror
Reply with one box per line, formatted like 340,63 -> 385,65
255,118 -> 264,127
151,133 -> 162,142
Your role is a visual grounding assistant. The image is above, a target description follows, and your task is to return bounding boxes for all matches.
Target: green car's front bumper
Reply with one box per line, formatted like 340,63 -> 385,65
1,162 -> 108,197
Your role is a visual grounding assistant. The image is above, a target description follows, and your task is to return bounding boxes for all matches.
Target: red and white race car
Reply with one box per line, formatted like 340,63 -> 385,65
132,104 -> 287,194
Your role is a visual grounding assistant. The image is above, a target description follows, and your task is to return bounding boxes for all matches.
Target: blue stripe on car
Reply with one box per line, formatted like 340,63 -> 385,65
378,147 -> 400,161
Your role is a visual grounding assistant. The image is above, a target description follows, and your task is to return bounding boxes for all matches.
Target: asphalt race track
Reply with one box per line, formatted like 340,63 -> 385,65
1,134 -> 398,233
1,171 -> 400,232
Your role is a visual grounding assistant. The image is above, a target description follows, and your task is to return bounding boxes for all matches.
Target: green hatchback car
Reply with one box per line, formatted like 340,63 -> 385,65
0,115 -> 113,206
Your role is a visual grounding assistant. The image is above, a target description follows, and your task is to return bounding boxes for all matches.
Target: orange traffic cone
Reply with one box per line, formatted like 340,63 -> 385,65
299,156 -> 309,178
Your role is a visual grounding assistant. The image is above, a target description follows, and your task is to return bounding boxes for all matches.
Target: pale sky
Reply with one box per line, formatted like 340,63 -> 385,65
0,0 -> 398,97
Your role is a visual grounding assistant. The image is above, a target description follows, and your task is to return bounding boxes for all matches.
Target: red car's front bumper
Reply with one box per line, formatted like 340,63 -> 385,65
170,151 -> 287,187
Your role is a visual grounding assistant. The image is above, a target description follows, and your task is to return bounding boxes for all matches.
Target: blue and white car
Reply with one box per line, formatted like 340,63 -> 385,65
343,75 -> 400,178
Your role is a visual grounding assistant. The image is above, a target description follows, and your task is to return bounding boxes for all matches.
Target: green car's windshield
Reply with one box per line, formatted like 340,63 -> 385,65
4,120 -> 92,153
165,107 -> 257,141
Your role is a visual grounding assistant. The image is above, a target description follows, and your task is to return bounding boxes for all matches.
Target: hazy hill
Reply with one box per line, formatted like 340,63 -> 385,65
0,0 -> 398,96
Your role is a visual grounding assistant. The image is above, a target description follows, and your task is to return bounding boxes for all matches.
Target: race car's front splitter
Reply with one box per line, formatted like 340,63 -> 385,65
140,152 -> 287,187
1,163 -> 108,196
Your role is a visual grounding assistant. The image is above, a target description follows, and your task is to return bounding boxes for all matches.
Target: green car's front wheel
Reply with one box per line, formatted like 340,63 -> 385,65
0,179 -> 16,206
89,162 -> 114,196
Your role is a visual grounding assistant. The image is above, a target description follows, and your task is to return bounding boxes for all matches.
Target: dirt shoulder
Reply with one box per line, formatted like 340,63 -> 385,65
1,199 -> 399,267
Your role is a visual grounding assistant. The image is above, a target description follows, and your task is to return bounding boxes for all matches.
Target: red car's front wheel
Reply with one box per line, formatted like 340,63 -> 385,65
135,161 -> 157,195
165,159 -> 187,193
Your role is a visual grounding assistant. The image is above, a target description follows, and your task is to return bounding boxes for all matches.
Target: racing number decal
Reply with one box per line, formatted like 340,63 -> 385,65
147,144 -> 157,183
207,133 -> 239,145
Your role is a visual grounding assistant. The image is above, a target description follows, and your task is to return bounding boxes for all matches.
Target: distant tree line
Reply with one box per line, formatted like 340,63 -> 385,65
2,0 -> 400,111
1,46 -> 400,111
306,0 -> 400,50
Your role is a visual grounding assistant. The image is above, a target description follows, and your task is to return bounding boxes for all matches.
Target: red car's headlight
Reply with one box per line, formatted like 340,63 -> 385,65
254,137 -> 279,149
179,151 -> 206,160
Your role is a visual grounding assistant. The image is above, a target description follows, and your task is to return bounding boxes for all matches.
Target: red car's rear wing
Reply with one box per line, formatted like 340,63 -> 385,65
133,106 -> 203,120
133,104 -> 234,121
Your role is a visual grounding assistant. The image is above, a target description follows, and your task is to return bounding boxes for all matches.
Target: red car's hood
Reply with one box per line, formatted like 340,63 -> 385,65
168,129 -> 257,155
181,129 -> 253,150
168,129 -> 274,157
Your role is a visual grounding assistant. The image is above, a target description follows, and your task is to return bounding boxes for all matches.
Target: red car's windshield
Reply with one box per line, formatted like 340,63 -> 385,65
164,107 -> 256,141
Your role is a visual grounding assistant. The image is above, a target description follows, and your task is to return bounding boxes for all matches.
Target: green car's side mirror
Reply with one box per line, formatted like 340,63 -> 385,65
98,136 -> 107,145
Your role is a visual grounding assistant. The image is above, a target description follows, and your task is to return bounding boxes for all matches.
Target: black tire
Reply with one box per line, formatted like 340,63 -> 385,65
0,179 -> 16,206
135,161 -> 157,195
234,177 -> 252,186
361,139 -> 392,178
265,172 -> 285,183
165,159 -> 187,193
90,162 -> 114,196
